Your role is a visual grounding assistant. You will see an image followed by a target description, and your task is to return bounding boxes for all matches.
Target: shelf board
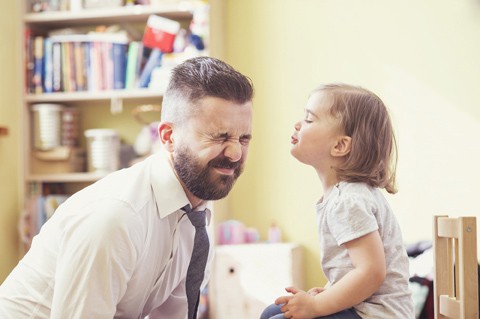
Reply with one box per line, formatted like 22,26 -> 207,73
25,88 -> 164,103
24,4 -> 194,27
27,172 -> 108,183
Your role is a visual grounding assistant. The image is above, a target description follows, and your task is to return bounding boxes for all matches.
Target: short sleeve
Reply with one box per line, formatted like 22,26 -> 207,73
326,194 -> 379,246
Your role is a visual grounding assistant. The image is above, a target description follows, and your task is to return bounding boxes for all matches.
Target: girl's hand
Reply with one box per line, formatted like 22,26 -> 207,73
275,287 -> 317,319
307,287 -> 325,296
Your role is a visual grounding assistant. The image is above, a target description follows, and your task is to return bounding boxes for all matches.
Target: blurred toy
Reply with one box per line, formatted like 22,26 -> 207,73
131,104 -> 162,157
218,220 -> 246,245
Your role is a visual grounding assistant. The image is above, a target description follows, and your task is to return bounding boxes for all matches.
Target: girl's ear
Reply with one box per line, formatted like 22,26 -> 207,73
158,122 -> 174,152
331,136 -> 352,157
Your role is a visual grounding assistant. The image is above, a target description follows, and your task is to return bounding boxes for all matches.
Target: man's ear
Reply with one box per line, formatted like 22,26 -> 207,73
331,136 -> 352,157
158,122 -> 174,152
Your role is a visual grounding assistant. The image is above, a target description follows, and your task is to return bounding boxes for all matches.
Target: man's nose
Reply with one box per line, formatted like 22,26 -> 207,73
223,141 -> 243,162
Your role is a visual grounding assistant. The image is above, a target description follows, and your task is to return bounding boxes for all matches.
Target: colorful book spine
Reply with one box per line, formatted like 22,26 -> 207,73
112,43 -> 127,90
82,42 -> 90,92
43,38 -> 53,93
33,36 -> 44,94
52,42 -> 62,92
92,41 -> 104,91
73,42 -> 85,91
32,33 -> 132,93
125,41 -> 140,89
68,42 -> 77,91
138,48 -> 163,88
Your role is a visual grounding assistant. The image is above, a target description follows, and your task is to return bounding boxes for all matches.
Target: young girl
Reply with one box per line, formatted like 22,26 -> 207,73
260,84 -> 414,319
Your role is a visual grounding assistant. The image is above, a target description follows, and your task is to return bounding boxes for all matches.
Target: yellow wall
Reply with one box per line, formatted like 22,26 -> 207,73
0,1 -> 21,282
221,0 -> 480,288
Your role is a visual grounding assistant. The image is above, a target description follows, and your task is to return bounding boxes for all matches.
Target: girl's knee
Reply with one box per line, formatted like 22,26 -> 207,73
260,303 -> 283,319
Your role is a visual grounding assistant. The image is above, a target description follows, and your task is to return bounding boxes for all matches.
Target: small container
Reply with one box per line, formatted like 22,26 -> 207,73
217,220 -> 246,245
61,107 -> 80,147
32,103 -> 63,150
84,129 -> 120,173
268,223 -> 282,243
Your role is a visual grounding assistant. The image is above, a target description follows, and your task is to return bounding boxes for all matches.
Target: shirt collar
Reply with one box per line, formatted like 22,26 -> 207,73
149,151 -> 212,225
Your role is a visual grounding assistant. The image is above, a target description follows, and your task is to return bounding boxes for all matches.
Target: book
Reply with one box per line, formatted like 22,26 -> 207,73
43,37 -> 53,93
73,41 -> 85,91
103,42 -> 113,90
138,48 -> 163,88
33,36 -> 44,94
61,42 -> 72,92
112,43 -> 127,90
90,41 -> 103,91
87,42 -> 99,91
52,42 -> 62,92
125,41 -> 140,89
82,42 -> 90,92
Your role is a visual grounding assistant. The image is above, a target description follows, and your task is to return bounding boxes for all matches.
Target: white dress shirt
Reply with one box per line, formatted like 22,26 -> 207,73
0,152 -> 214,319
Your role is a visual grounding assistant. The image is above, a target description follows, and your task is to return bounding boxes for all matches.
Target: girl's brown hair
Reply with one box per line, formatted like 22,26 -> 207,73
316,83 -> 398,194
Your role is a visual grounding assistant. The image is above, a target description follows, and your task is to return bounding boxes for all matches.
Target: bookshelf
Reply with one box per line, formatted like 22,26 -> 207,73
24,4 -> 194,26
21,0 -> 223,248
25,88 -> 164,103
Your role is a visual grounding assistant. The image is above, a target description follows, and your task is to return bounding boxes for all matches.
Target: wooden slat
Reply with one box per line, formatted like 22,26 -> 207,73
438,217 -> 459,238
439,295 -> 461,318
434,215 -> 450,319
434,215 -> 479,319
457,217 -> 478,319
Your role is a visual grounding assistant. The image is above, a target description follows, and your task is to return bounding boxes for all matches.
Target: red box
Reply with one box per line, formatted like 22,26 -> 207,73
143,15 -> 180,53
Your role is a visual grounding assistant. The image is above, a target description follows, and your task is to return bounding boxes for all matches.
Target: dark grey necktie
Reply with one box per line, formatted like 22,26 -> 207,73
182,205 -> 210,319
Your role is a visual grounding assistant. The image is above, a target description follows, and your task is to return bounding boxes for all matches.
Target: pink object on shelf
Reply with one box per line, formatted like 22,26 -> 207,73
217,220 -> 246,245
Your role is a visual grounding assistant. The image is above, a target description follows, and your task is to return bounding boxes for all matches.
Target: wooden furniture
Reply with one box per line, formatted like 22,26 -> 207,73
433,215 -> 478,319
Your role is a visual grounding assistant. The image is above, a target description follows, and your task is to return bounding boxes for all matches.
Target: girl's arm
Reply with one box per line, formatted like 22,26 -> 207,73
276,230 -> 386,318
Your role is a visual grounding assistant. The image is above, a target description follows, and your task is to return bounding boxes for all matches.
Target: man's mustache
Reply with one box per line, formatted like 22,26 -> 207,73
209,156 -> 241,170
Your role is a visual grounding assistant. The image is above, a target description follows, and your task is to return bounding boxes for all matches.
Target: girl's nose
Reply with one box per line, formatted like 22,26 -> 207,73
294,121 -> 301,131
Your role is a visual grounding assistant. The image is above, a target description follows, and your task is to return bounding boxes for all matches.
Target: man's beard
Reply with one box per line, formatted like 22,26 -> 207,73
173,146 -> 244,200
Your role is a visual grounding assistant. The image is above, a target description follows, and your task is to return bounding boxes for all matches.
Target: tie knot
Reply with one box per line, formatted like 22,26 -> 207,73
182,205 -> 207,228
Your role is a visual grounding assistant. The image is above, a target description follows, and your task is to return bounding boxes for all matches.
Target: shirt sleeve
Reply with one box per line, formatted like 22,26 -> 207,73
147,278 -> 187,319
50,200 -> 141,319
326,193 -> 379,246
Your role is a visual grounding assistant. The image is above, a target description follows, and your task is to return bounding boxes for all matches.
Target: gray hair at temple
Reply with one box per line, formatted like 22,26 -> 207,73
161,56 -> 254,125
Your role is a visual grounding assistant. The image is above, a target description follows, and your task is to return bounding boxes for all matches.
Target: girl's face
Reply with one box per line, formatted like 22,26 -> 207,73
290,91 -> 345,169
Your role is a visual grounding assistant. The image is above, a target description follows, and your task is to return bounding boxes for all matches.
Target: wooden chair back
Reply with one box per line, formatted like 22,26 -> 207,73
433,215 -> 478,319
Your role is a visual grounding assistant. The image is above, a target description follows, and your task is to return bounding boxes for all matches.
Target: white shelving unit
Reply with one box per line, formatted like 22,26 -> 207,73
20,1 -> 223,240
24,4 -> 194,26
21,1 -> 215,185
25,88 -> 164,103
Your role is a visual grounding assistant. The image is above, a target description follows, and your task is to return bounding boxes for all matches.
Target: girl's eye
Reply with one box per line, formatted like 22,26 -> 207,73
304,119 -> 313,124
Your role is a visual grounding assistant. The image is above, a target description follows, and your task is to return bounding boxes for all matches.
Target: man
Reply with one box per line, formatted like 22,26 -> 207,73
0,56 -> 254,319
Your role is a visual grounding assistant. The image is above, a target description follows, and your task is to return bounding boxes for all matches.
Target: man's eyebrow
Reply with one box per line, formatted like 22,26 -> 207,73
211,132 -> 229,139
211,132 -> 252,140
240,134 -> 252,140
